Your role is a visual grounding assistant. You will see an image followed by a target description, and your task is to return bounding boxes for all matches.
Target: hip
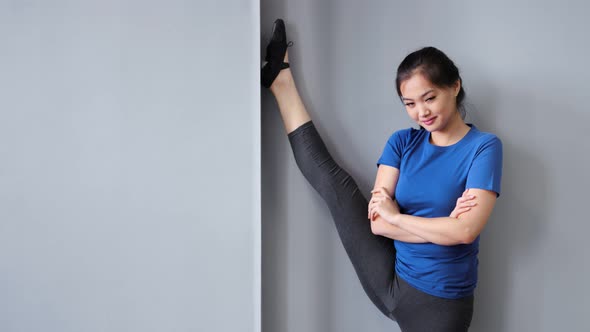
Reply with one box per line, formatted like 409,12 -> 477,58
391,273 -> 474,332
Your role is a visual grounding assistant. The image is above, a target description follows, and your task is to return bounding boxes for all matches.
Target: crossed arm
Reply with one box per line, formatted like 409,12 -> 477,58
369,164 -> 497,246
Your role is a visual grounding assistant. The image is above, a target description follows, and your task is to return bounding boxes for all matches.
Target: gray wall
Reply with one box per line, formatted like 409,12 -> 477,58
1,1 -> 260,331
262,1 -> 589,331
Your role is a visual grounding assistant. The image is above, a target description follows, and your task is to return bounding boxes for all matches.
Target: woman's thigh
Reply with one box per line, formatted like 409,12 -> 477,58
391,274 -> 474,332
288,121 -> 397,317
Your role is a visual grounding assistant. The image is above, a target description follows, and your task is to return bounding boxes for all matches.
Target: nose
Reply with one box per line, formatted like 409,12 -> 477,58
418,104 -> 431,118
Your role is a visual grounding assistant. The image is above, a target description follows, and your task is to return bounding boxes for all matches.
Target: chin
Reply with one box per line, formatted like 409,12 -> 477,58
422,119 -> 446,132
419,123 -> 439,132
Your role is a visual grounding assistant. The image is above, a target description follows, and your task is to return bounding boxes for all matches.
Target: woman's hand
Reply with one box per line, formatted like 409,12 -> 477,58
368,187 -> 400,223
450,189 -> 477,218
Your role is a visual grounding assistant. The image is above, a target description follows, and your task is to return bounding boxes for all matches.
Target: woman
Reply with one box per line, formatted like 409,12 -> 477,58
262,19 -> 502,332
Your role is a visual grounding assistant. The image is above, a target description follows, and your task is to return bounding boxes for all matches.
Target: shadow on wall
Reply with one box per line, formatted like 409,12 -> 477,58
260,11 -> 392,331
468,79 -> 549,332
260,5 -> 288,332
474,145 -> 547,332
261,9 -> 336,332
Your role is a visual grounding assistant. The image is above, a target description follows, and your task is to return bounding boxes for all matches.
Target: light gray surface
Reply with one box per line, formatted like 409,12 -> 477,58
261,1 -> 589,331
1,1 -> 260,331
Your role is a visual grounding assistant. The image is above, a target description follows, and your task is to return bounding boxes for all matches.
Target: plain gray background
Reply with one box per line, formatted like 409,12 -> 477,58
262,0 -> 589,331
1,1 -> 260,331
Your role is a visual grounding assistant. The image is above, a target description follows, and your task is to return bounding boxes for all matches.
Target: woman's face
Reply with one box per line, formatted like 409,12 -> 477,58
399,72 -> 460,132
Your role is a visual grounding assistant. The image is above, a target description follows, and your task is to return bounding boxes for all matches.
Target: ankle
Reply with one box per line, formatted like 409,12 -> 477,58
270,68 -> 294,93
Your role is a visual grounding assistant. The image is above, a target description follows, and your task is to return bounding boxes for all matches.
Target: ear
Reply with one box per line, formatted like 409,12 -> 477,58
453,79 -> 461,97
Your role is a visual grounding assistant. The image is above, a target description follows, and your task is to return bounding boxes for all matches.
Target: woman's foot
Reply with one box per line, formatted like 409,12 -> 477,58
261,19 -> 293,89
269,50 -> 292,91
262,20 -> 310,133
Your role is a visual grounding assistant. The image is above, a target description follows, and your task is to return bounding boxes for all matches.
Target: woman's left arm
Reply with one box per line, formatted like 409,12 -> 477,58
370,188 -> 497,246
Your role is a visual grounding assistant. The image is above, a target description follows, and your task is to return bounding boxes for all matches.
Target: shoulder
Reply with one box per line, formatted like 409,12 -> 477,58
387,127 -> 427,145
468,126 -> 503,152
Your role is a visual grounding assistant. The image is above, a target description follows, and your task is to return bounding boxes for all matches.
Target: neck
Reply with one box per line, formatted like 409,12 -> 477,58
429,112 -> 470,146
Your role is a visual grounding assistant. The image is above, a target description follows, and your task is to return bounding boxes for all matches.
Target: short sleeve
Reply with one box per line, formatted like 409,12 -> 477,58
377,129 -> 409,169
466,136 -> 503,197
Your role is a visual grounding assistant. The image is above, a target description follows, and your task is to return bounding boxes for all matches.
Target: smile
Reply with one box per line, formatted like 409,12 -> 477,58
422,117 -> 437,126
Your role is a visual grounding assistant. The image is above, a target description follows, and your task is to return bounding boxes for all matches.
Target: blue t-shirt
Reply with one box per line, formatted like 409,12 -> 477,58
377,124 -> 503,299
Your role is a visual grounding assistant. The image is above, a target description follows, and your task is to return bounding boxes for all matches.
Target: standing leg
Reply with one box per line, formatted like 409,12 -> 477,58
392,275 -> 474,331
268,51 -> 397,319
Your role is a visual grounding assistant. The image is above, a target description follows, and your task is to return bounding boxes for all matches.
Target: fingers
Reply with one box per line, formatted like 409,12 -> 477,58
368,187 -> 394,220
369,194 -> 387,205
451,206 -> 472,218
462,188 -> 475,198
456,196 -> 477,206
370,194 -> 391,204
369,196 -> 389,217
457,206 -> 472,213
368,195 -> 386,220
462,194 -> 476,200
456,192 -> 476,205
370,187 -> 390,197
451,190 -> 477,218
368,198 -> 381,219
371,210 -> 378,222
368,205 -> 379,221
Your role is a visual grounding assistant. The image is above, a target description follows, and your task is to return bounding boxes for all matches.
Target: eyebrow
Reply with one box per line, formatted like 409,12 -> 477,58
401,89 -> 434,101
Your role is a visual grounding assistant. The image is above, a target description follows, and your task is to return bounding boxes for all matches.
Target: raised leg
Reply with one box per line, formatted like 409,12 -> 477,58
268,51 -> 311,134
268,51 -> 397,319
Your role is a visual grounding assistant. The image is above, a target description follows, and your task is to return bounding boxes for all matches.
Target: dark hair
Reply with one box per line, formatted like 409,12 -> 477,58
395,46 -> 466,118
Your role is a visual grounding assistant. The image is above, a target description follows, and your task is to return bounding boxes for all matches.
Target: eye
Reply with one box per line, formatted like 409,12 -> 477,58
425,96 -> 436,102
404,102 -> 415,107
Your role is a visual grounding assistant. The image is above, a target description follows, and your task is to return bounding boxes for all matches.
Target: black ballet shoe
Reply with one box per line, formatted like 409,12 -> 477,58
261,19 -> 294,88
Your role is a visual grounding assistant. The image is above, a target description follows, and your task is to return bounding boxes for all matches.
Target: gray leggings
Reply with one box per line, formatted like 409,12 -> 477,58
287,121 -> 474,332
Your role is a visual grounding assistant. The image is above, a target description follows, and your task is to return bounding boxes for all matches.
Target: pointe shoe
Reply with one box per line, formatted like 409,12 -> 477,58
261,19 -> 293,88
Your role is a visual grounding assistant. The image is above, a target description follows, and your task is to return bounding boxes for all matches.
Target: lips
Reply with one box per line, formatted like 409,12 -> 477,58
422,116 -> 437,126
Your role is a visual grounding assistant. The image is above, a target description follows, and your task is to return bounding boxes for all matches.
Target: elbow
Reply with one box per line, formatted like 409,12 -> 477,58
459,229 -> 478,244
371,222 -> 383,236
371,219 -> 389,236
461,236 -> 477,245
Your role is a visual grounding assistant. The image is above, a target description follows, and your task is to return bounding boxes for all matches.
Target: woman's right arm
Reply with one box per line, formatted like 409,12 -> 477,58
371,215 -> 429,243
369,165 -> 428,243
370,165 -> 475,243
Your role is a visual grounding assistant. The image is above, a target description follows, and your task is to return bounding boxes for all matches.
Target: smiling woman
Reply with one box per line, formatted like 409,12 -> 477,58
262,19 -> 502,332
400,74 -> 465,141
366,48 -> 502,331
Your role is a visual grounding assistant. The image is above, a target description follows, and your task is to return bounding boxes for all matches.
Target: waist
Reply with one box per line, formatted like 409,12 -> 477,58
394,240 -> 479,299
